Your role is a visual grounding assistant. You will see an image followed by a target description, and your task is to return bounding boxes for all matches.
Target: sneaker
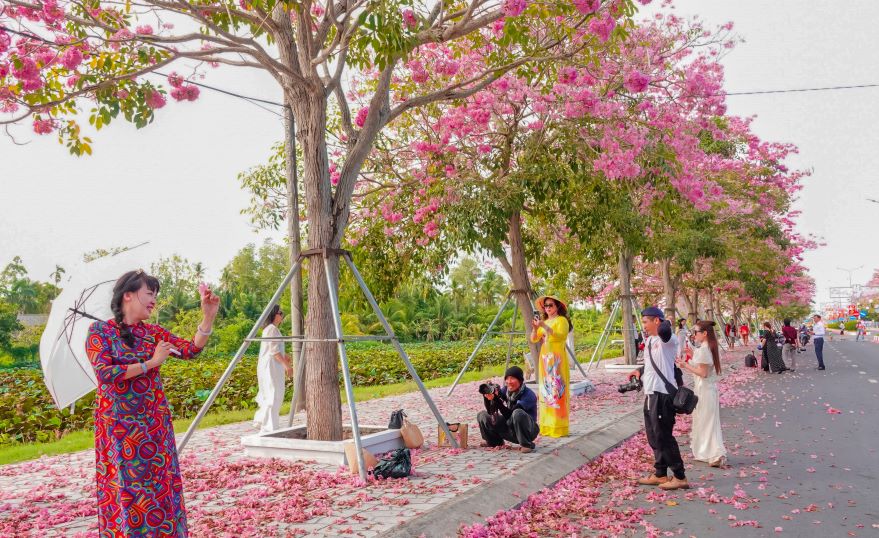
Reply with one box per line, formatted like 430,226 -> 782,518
816,366 -> 825,371
637,474 -> 669,486
658,477 -> 690,490
519,446 -> 534,454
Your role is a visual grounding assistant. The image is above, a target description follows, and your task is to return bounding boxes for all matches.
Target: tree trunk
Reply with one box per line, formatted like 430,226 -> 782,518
497,211 -> 540,374
681,288 -> 695,324
292,88 -> 343,441
619,249 -> 636,365
659,257 -> 676,321
706,288 -> 716,323
284,106 -> 306,414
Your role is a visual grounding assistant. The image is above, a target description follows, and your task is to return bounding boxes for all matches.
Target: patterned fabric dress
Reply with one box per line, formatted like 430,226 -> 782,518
85,320 -> 202,537
530,316 -> 570,437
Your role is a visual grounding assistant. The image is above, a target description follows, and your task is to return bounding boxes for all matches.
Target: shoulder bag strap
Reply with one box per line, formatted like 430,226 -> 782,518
647,343 -> 677,395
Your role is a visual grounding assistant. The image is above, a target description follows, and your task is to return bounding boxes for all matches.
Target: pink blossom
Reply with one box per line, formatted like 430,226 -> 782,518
167,72 -> 184,88
503,0 -> 527,17
355,107 -> 369,128
60,47 -> 83,70
558,66 -> 578,84
145,89 -> 166,109
588,14 -> 616,42
135,25 -> 154,35
412,68 -> 428,84
573,0 -> 600,15
402,9 -> 418,29
0,30 -> 11,54
623,70 -> 650,92
32,118 -> 55,134
170,84 -> 200,101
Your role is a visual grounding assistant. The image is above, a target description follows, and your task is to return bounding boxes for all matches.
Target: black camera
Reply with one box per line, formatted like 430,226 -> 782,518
617,375 -> 643,394
479,382 -> 500,395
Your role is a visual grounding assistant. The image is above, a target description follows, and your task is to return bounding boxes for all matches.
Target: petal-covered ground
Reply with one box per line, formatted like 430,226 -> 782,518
0,361 -> 645,537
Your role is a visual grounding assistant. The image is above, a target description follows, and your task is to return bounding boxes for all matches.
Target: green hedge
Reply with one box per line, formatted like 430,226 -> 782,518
1,340 -> 623,446
826,321 -> 859,331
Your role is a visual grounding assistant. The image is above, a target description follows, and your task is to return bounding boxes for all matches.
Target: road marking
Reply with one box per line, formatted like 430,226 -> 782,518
860,371 -> 867,375
869,379 -> 878,384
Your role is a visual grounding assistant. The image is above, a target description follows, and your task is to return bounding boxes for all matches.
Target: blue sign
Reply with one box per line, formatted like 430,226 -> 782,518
860,309 -> 868,319
849,315 -> 858,321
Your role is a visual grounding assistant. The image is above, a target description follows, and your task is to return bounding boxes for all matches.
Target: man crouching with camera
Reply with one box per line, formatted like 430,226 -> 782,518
476,366 -> 539,453
627,306 -> 689,490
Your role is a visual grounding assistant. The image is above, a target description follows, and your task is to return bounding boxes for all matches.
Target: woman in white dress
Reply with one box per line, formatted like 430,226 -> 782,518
253,305 -> 292,433
675,318 -> 690,360
675,320 -> 727,467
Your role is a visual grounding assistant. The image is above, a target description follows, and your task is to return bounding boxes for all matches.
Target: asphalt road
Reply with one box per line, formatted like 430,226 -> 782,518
643,337 -> 879,537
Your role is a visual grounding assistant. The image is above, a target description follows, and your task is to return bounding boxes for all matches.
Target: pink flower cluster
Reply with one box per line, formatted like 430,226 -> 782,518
167,72 -> 200,102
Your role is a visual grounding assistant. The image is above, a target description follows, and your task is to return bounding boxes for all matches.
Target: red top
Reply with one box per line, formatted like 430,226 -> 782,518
781,325 -> 798,345
739,324 -> 749,335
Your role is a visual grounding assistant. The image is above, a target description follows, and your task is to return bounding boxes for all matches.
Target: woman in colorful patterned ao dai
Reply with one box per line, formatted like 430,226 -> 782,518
530,295 -> 570,437
85,269 -> 219,537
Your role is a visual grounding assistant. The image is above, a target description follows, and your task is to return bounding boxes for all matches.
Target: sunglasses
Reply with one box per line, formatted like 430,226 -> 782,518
544,303 -> 556,309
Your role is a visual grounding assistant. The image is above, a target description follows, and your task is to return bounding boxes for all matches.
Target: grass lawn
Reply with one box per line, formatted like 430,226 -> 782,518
0,363 -> 510,466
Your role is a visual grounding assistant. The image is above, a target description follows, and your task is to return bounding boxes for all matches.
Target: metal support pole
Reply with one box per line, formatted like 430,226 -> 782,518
344,255 -> 459,448
287,343 -> 307,427
586,300 -> 619,372
504,300 -> 519,372
565,341 -> 588,378
323,255 -> 368,482
630,297 -> 644,334
178,257 -> 303,453
446,293 -> 513,397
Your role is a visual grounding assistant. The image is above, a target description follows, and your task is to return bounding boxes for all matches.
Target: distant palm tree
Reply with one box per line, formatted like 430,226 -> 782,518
49,265 -> 66,286
8,279 -> 39,314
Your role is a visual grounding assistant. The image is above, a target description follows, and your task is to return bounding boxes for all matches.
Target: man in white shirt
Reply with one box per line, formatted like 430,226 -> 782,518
811,314 -> 826,370
628,306 -> 688,490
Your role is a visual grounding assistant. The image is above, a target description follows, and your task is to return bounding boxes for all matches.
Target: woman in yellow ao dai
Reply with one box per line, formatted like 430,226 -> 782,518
530,295 -> 570,437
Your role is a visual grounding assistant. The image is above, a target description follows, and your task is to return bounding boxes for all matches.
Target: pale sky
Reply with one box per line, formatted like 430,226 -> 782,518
2,1 -> 878,308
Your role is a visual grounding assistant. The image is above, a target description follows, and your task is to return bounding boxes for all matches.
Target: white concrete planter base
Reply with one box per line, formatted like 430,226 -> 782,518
240,424 -> 403,466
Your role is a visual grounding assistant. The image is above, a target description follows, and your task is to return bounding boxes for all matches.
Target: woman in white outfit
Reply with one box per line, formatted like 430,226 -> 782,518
253,305 -> 292,433
675,320 -> 727,467
675,318 -> 690,360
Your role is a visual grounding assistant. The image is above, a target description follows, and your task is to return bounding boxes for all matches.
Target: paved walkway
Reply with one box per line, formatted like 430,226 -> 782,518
457,340 -> 878,537
0,361 -> 655,537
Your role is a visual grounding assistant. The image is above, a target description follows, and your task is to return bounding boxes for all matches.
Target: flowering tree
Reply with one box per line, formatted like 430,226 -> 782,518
1,0 -> 620,439
352,10 -> 741,367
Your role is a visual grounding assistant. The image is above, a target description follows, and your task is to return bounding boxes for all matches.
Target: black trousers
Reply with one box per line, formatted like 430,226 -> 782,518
477,409 -> 539,449
644,393 -> 685,480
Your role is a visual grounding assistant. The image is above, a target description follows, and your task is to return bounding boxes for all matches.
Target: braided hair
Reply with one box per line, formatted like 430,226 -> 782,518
111,270 -> 160,347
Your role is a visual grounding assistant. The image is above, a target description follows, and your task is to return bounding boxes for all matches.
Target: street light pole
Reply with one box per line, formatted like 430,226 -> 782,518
837,265 -> 864,289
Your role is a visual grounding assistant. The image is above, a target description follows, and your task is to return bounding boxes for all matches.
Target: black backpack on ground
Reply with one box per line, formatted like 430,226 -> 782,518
372,448 -> 411,479
744,353 -> 758,368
